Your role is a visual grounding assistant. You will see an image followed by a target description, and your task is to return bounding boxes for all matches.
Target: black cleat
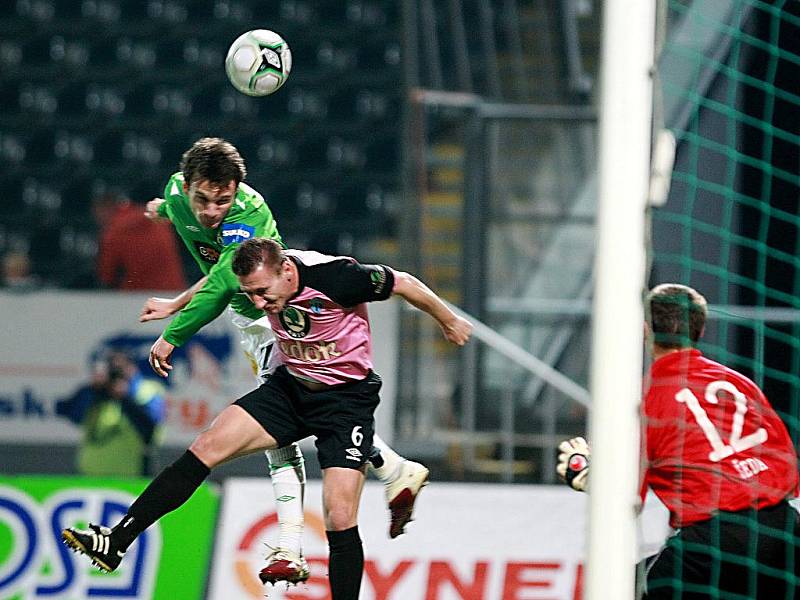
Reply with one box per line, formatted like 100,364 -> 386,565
62,524 -> 125,573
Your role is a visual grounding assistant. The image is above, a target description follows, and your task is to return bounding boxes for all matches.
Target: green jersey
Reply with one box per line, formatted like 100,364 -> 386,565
156,172 -> 282,346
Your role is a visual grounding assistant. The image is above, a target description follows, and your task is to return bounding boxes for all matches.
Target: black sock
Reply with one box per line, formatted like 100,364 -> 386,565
112,450 -> 210,550
367,445 -> 384,469
326,527 -> 363,600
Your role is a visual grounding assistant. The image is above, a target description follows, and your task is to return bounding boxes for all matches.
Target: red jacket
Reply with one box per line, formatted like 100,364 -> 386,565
97,204 -> 187,291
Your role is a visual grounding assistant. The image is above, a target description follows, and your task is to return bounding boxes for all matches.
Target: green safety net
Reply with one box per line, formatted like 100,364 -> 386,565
647,0 -> 800,598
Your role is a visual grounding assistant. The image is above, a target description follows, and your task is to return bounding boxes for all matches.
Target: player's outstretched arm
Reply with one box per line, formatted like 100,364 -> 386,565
140,276 -> 209,322
391,270 -> 472,346
556,437 -> 590,492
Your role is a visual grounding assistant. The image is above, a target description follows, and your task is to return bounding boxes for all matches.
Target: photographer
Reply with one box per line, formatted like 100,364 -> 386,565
56,350 -> 166,476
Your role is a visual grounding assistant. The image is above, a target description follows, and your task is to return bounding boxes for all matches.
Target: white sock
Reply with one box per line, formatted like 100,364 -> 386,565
265,444 -> 305,555
369,434 -> 405,483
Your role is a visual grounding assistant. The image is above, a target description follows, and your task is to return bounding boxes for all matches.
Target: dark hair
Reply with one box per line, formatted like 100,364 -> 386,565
646,283 -> 708,348
180,137 -> 246,187
232,238 -> 284,277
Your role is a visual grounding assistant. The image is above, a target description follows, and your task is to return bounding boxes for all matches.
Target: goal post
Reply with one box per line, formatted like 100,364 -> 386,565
586,0 -> 656,598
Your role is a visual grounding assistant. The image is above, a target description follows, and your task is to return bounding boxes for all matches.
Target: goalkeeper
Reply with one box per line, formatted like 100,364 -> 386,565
558,283 -> 799,599
136,137 -> 429,584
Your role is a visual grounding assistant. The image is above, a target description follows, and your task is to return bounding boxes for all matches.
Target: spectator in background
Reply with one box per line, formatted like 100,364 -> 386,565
55,350 -> 166,477
94,193 -> 187,291
1,250 -> 39,291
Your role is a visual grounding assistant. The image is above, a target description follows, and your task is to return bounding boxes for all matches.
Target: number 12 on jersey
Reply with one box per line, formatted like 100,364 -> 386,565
675,381 -> 768,462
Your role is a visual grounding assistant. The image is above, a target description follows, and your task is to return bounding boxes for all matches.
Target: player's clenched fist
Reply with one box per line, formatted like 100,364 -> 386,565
144,198 -> 168,221
556,437 -> 590,492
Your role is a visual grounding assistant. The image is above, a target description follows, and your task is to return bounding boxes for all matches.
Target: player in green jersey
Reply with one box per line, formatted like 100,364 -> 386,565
137,138 -> 429,584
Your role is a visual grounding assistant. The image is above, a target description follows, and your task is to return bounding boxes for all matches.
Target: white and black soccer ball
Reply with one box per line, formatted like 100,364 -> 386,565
225,29 -> 292,97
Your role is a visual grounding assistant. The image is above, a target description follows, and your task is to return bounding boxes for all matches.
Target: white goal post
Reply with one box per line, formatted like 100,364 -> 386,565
587,0 -> 656,599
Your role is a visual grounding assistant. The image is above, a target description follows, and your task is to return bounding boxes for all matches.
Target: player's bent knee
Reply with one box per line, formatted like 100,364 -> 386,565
189,431 -> 230,468
324,504 -> 358,531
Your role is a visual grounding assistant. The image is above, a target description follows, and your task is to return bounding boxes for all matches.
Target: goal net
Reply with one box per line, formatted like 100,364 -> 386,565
644,1 -> 800,597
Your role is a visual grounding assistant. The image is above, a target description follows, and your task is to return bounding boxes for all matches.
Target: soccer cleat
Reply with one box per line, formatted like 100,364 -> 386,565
259,549 -> 310,585
385,460 -> 429,538
62,524 -> 125,573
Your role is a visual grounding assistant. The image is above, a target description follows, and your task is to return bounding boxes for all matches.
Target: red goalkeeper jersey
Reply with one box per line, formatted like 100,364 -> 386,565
641,349 -> 799,528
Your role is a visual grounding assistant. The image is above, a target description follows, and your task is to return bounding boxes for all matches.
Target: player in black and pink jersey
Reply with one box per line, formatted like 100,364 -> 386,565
557,283 -> 799,599
63,238 -> 472,600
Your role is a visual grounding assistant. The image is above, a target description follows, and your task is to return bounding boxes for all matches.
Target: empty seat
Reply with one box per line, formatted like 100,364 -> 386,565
57,81 -> 89,116
123,83 -> 157,117
90,36 -> 124,68
190,82 -> 227,118
25,130 -> 59,165
357,38 -> 401,70
364,135 -> 399,172
295,135 -> 330,170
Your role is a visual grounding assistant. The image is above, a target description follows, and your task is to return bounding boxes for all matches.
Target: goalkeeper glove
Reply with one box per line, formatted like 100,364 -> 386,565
556,437 -> 590,492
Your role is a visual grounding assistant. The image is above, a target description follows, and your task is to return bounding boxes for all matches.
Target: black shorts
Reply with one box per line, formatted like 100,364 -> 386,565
644,501 -> 800,599
234,366 -> 381,470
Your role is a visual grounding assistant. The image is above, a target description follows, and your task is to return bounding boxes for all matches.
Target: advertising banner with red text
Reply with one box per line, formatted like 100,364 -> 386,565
209,480 -> 672,600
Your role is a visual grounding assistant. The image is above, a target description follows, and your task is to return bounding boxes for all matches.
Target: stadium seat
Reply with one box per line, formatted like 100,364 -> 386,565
236,134 -> 296,169
80,0 -> 123,23
0,40 -> 23,70
49,36 -> 90,68
85,83 -> 126,116
0,132 -> 26,167
325,136 -> 367,170
116,37 -> 157,69
143,0 -> 189,24
181,38 -> 224,68
278,0 -> 314,25
316,40 -> 358,72
285,87 -> 327,120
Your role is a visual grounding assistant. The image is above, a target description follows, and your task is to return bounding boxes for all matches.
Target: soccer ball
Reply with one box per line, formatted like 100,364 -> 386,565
225,29 -> 292,97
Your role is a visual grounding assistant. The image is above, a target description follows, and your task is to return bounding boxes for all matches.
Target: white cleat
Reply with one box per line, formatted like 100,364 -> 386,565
384,460 -> 429,538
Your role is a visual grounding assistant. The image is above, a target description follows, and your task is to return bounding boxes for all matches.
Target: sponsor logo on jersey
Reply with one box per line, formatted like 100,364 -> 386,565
370,267 -> 388,295
278,340 -> 341,363
193,241 -> 220,263
185,225 -> 200,232
220,222 -> 256,246
279,306 -> 311,338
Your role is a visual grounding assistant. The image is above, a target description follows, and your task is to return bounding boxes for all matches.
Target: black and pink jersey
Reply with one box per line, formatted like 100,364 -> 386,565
268,250 -> 395,385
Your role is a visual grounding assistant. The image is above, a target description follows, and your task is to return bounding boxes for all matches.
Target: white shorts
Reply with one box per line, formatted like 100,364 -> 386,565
227,308 -> 282,385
